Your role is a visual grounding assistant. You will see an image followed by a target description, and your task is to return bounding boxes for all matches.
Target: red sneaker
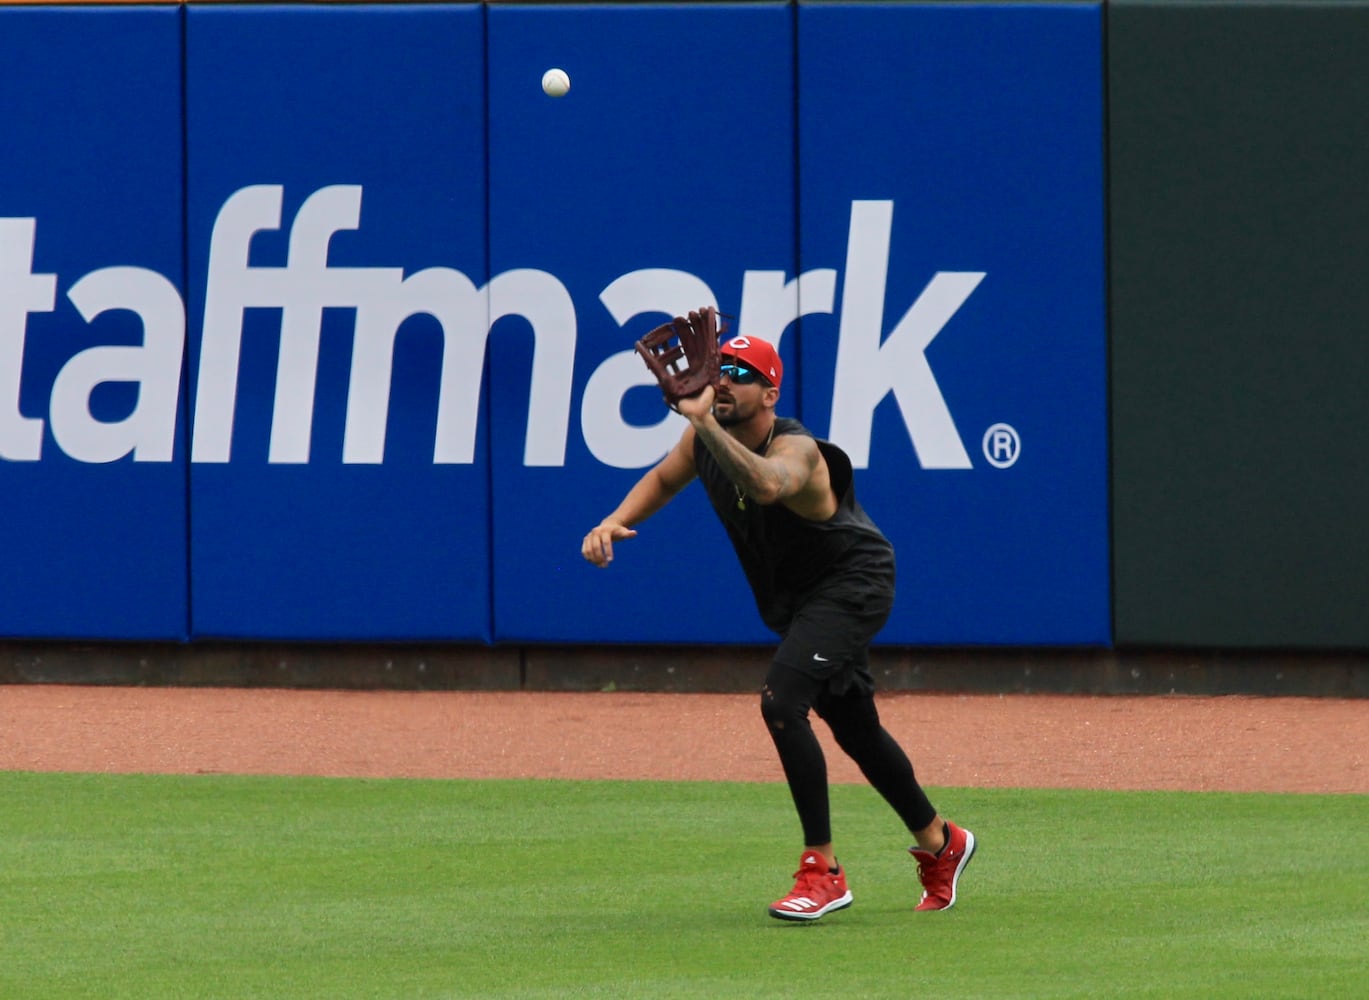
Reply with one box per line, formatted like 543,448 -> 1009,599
910,821 -> 976,911
767,852 -> 853,922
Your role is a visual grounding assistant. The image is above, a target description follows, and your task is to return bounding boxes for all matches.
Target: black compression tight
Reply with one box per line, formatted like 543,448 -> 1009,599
760,664 -> 938,847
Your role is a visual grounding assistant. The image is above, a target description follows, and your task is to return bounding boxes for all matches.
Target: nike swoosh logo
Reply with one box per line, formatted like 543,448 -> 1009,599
812,654 -> 829,662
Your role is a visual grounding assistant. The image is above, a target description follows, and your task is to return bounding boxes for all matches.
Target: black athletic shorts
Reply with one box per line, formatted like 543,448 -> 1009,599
771,579 -> 894,697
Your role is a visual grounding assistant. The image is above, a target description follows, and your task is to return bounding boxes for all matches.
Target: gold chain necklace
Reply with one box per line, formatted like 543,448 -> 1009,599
734,421 -> 777,511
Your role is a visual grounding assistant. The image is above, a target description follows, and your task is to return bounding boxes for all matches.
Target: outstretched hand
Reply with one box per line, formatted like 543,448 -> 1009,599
674,384 -> 716,423
582,520 -> 638,568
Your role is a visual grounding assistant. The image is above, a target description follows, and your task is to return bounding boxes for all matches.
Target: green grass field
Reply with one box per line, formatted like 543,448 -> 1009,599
2,772 -> 1365,998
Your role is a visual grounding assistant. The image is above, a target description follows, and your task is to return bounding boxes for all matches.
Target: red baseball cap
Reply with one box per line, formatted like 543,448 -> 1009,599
721,335 -> 783,389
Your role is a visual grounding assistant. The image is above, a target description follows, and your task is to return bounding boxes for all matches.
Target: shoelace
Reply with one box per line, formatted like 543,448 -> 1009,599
788,864 -> 831,897
916,844 -> 955,874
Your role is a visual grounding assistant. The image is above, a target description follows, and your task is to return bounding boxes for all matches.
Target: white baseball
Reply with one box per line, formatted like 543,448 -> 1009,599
541,68 -> 570,98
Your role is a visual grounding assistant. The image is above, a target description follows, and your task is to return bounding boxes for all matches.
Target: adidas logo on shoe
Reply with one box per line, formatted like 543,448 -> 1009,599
767,853 -> 854,922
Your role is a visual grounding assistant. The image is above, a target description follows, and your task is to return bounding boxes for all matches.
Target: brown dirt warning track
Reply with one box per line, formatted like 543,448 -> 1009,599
1,686 -> 1364,794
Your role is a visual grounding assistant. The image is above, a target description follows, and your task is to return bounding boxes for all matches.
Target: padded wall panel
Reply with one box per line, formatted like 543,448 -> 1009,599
185,4 -> 491,639
0,6 -> 188,639
1110,0 -> 1369,647
797,2 -> 1110,644
487,2 -> 795,643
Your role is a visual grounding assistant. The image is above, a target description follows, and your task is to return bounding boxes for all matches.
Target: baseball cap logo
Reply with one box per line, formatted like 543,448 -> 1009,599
723,335 -> 781,385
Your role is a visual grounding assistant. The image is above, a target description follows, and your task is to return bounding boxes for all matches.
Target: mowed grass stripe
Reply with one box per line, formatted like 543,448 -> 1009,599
1,773 -> 1365,998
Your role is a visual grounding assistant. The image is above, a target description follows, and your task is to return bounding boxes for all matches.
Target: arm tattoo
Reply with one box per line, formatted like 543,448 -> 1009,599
697,421 -> 802,504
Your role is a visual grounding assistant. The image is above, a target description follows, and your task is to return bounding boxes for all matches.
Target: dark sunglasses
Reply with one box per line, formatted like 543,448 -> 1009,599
720,363 -> 768,386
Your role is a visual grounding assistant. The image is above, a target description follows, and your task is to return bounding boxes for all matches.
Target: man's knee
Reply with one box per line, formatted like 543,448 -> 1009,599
760,673 -> 815,733
760,682 -> 788,731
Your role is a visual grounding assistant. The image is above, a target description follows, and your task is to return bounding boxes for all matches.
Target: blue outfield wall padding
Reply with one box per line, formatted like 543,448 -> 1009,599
184,3 -> 492,640
0,5 -> 189,640
796,1 -> 1111,645
1,1 -> 1114,648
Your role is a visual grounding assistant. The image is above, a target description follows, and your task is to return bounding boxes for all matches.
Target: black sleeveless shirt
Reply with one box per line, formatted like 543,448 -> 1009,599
693,417 -> 896,634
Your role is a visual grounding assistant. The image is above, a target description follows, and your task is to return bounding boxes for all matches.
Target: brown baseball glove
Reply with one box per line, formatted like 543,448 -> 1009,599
634,307 -> 728,409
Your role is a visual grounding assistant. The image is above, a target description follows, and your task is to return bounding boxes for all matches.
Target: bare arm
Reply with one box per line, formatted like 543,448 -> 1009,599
679,391 -> 818,507
581,428 -> 698,567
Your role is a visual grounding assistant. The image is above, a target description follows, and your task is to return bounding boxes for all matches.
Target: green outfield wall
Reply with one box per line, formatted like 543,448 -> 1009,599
1108,0 -> 1369,649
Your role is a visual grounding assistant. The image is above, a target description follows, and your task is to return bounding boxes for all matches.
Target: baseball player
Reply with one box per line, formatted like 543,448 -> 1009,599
582,325 -> 975,921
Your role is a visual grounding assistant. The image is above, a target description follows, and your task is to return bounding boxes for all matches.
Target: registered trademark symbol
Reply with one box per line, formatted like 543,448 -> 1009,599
982,423 -> 1021,468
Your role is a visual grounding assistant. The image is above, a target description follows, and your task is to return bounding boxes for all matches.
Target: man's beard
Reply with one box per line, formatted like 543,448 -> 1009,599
713,399 -> 746,427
